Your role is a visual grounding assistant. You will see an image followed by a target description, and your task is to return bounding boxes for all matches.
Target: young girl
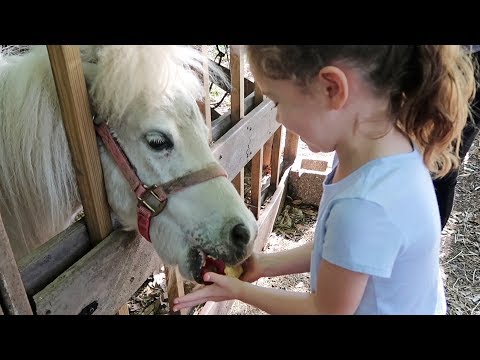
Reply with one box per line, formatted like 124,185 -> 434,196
173,45 -> 477,315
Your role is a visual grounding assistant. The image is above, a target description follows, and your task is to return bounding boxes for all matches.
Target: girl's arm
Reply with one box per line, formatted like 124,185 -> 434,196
237,259 -> 368,315
260,241 -> 314,277
173,258 -> 369,315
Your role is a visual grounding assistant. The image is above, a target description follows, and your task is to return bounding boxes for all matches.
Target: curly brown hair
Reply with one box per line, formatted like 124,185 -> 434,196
246,45 -> 478,178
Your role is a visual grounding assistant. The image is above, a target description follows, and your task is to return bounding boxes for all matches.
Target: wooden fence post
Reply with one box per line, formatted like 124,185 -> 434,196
0,211 -> 33,315
47,46 -> 132,315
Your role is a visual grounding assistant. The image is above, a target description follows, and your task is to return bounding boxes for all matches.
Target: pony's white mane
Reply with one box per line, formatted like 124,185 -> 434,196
0,45 -> 225,259
0,45 -> 79,255
85,45 -> 224,126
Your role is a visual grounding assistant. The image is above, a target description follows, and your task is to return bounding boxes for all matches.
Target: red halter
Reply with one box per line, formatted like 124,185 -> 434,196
94,122 -> 227,242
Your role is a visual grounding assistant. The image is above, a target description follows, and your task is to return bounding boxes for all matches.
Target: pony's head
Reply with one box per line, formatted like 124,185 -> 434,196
80,46 -> 257,283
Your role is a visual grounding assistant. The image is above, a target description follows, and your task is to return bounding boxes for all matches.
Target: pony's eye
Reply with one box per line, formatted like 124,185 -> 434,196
145,132 -> 173,151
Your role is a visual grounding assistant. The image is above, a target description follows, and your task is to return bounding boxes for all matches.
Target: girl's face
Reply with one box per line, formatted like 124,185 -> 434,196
251,66 -> 348,153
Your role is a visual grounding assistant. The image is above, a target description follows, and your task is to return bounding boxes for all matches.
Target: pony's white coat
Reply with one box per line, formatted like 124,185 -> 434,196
0,45 -> 257,281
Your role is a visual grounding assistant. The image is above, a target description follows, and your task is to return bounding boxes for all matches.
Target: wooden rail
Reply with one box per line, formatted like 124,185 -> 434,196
47,46 -> 113,245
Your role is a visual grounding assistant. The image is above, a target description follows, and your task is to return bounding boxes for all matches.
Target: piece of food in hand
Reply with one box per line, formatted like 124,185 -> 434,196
200,255 -> 243,283
224,264 -> 244,278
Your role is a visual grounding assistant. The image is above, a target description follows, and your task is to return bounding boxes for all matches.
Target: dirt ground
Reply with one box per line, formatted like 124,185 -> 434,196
439,136 -> 480,315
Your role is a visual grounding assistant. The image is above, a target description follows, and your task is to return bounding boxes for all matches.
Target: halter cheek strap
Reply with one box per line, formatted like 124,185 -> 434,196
94,122 -> 227,242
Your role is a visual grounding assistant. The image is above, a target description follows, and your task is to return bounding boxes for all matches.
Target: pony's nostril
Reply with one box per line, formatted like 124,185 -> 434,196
231,223 -> 250,246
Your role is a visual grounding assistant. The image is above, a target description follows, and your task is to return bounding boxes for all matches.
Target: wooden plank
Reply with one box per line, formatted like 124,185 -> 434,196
230,45 -> 245,124
18,219 -> 91,298
210,60 -> 256,96
253,165 -> 291,252
117,304 -> 130,315
232,172 -> 245,199
283,130 -> 299,167
249,82 -> 265,218
211,92 -> 256,143
256,76 -> 273,172
166,266 -> 188,315
47,45 -> 113,245
254,82 -> 264,106
33,230 -> 162,315
270,126 -> 284,192
212,99 -> 280,181
0,212 -> 33,315
230,45 -> 245,200
263,136 -> 274,170
250,148 -> 263,219
199,165 -> 291,315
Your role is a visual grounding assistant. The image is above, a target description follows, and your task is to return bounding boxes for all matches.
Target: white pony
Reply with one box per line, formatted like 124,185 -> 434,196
0,45 -> 257,283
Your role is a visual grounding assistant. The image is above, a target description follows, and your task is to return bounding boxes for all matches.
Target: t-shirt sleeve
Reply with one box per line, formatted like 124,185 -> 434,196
322,198 -> 404,278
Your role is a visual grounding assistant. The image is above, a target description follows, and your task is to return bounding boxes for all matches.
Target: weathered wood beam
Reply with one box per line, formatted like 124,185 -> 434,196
17,219 -> 91,298
211,92 -> 256,143
210,60 -> 256,96
0,212 -> 33,315
230,45 -> 245,200
212,99 -> 280,182
283,131 -> 300,168
47,45 -> 113,245
270,126 -> 284,192
33,230 -> 161,315
166,266 -> 188,315
249,83 -> 266,219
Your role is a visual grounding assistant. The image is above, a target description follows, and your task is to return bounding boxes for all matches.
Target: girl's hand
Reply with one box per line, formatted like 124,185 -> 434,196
239,252 -> 266,283
172,272 -> 245,312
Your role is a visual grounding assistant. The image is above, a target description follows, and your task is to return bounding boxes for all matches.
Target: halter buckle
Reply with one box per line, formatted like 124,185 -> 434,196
137,185 -> 167,216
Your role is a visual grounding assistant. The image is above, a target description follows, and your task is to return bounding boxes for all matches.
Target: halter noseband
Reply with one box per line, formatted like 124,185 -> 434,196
94,122 -> 227,242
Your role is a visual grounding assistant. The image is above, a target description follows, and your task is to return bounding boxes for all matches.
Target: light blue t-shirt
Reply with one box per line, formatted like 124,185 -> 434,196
310,148 -> 447,314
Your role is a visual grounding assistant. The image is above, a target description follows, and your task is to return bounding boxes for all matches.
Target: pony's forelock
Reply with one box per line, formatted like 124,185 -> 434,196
85,45 -> 227,126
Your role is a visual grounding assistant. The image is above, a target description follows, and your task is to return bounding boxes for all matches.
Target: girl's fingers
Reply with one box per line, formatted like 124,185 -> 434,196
205,271 -> 240,288
174,286 -> 214,305
172,298 -> 207,311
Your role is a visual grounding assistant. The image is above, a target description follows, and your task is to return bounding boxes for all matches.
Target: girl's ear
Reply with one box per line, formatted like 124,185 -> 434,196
316,66 -> 349,110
